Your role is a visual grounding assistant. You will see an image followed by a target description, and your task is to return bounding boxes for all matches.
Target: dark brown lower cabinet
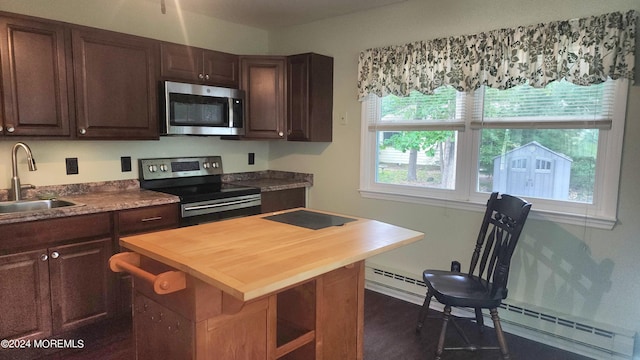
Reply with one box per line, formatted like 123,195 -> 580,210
49,238 -> 115,334
115,203 -> 180,315
0,205 -> 179,342
0,249 -> 52,340
0,238 -> 114,340
261,188 -> 306,213
0,213 -> 116,341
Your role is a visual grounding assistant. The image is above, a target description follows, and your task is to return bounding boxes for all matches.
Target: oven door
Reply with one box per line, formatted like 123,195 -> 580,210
180,194 -> 261,227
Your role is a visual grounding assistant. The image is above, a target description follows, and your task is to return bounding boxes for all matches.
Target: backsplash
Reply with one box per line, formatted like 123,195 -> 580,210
0,180 -> 140,201
0,170 -> 313,201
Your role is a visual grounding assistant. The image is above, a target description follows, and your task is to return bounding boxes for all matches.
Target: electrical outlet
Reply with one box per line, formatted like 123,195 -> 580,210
248,152 -> 255,165
121,156 -> 132,172
65,158 -> 79,175
340,112 -> 348,125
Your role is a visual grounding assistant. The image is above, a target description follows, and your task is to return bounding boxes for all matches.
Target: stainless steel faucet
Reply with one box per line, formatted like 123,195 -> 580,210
10,142 -> 37,201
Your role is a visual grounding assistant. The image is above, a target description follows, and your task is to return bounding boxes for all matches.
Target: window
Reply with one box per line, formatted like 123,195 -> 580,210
360,79 -> 628,229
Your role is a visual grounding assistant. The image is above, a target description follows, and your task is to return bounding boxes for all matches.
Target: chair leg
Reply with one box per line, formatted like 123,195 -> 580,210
415,290 -> 432,334
490,308 -> 511,360
435,305 -> 452,360
474,307 -> 485,332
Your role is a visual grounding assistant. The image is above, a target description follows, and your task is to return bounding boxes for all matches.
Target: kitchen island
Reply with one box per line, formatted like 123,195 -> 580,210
110,208 -> 423,360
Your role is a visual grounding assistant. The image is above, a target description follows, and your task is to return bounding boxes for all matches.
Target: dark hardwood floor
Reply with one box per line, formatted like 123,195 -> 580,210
1,290 -> 593,360
364,290 -> 593,360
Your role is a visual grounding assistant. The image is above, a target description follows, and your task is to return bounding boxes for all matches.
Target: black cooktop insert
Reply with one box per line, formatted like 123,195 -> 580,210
263,210 -> 356,230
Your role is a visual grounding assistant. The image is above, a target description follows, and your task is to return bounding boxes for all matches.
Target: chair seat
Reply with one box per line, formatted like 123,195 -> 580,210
423,269 -> 505,309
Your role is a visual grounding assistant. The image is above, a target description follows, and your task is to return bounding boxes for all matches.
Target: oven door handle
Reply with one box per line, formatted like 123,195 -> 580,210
183,198 -> 259,212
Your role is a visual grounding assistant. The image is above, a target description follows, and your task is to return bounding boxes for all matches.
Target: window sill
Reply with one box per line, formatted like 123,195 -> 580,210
359,189 -> 616,230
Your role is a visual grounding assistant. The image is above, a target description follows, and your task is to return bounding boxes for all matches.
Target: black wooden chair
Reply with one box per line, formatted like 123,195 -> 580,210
415,192 -> 531,360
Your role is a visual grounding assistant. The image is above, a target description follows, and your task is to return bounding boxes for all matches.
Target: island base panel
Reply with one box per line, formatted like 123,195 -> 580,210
128,255 -> 364,360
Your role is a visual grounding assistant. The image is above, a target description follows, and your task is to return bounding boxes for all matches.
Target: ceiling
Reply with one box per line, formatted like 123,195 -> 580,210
144,0 -> 407,29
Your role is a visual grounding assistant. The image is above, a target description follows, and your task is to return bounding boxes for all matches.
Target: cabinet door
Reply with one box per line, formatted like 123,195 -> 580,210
287,53 -> 333,142
48,238 -> 115,334
203,50 -> 239,88
0,250 -> 52,340
72,27 -> 158,139
160,42 -> 203,83
240,56 -> 286,139
261,188 -> 306,213
0,16 -> 72,136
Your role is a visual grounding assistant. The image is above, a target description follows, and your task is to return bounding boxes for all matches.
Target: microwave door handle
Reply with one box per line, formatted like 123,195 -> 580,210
228,98 -> 234,128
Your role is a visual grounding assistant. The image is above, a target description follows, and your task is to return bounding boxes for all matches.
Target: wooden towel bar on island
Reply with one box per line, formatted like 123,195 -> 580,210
109,252 -> 186,295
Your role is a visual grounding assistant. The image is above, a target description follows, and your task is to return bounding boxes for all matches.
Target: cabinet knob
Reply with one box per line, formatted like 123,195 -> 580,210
6,125 -> 15,133
198,73 -> 204,80
79,128 -> 87,135
0,126 -> 3,132
51,251 -> 60,259
40,254 -> 48,261
278,131 -> 284,137
204,74 -> 210,80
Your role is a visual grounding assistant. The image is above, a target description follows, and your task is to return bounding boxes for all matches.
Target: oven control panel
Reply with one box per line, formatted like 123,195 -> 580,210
139,156 -> 223,180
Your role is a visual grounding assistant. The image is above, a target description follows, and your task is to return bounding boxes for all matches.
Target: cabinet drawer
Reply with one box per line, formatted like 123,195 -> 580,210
0,212 -> 112,252
118,204 -> 179,235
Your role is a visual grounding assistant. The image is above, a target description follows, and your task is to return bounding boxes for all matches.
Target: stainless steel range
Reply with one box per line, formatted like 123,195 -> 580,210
139,156 -> 261,226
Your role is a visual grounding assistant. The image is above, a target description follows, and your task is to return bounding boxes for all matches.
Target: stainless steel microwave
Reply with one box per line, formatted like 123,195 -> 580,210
161,81 -> 245,136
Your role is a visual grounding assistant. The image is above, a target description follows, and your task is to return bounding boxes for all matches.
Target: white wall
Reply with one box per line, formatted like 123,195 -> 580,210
0,0 -> 271,188
267,0 -> 640,342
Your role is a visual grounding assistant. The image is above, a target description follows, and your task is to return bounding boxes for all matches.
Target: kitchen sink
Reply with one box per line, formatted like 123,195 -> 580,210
0,199 -> 83,214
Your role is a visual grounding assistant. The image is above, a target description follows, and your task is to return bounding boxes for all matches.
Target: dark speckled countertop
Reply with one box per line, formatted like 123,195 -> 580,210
223,170 -> 313,192
0,171 -> 311,225
0,180 -> 179,225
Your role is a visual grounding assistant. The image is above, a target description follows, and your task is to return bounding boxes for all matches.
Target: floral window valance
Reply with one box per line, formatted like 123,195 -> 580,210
357,10 -> 637,100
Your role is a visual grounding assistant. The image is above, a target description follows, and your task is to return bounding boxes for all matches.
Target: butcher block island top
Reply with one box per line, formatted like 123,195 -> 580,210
119,208 -> 424,301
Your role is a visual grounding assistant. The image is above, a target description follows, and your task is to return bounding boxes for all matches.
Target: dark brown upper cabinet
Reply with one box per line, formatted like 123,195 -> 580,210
0,15 -> 73,137
72,27 -> 159,139
287,53 -> 333,142
238,53 -> 334,142
240,56 -> 287,139
160,42 -> 239,88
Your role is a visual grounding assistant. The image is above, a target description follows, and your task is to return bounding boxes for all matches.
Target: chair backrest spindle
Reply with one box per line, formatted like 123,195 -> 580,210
466,192 -> 531,299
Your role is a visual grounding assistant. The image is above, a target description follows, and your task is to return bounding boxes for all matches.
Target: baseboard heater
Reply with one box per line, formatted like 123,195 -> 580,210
365,263 -> 636,360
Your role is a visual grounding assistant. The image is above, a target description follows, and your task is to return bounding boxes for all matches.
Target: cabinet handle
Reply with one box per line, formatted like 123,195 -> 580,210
141,216 -> 162,222
0,125 -> 3,132
40,254 -> 48,261
198,73 -> 204,80
204,74 -> 210,80
79,128 -> 87,135
6,125 -> 15,133
51,251 -> 59,259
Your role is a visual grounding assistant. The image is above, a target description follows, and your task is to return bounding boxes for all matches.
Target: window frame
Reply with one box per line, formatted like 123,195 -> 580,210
359,79 -> 629,230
